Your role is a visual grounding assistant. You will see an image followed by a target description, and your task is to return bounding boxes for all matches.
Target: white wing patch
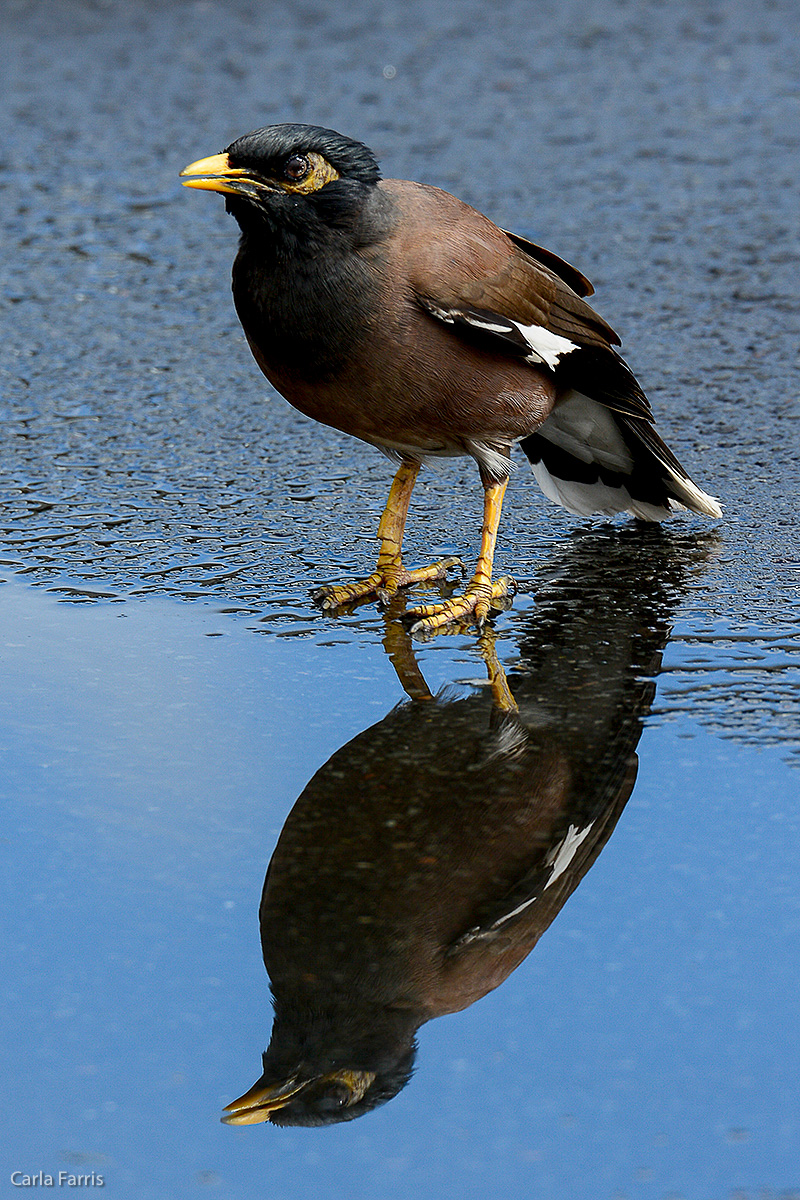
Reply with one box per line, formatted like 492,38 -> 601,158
543,823 -> 594,889
513,321 -> 579,370
422,299 -> 723,522
421,301 -> 579,370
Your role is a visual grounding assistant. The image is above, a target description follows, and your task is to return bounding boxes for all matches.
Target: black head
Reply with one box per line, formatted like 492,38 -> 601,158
221,1043 -> 417,1128
221,1000 -> 419,1128
180,123 -> 381,239
225,123 -> 380,186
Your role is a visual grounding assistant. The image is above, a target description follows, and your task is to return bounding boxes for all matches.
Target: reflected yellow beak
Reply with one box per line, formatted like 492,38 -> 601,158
221,1075 -> 306,1126
220,1068 -> 377,1125
180,152 -> 269,197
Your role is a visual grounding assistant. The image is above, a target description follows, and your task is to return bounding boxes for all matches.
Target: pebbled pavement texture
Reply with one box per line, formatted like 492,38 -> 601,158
0,0 -> 798,630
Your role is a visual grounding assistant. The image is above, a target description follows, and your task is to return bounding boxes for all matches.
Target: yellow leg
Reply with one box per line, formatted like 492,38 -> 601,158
382,621 -> 436,702
382,621 -> 517,707
477,629 -> 519,713
402,477 -> 516,635
313,460 -> 461,610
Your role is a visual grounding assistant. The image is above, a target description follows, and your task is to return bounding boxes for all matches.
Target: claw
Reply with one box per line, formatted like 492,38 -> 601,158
402,575 -> 517,636
312,571 -> 383,610
313,557 -> 464,613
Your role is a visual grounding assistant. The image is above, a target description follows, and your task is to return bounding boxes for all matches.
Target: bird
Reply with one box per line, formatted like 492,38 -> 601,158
218,527 -> 702,1126
181,124 -> 721,634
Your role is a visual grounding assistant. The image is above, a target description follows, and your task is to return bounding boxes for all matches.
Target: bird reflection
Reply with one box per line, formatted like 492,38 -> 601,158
224,528 -> 708,1127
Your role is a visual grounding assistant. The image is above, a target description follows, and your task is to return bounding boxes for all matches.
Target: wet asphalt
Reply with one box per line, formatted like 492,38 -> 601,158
2,0 -> 799,617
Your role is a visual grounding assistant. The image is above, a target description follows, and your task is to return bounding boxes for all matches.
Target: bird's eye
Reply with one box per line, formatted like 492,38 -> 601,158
315,1085 -> 350,1112
284,154 -> 310,181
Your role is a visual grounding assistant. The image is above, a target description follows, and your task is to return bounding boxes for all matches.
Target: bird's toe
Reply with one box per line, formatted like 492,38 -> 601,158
402,575 -> 517,637
313,557 -> 465,614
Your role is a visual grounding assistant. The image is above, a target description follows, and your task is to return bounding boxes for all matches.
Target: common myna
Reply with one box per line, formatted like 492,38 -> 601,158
181,124 -> 721,633
220,528 -> 700,1126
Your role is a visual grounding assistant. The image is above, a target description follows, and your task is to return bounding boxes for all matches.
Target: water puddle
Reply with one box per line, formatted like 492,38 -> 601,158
2,526 -> 798,1199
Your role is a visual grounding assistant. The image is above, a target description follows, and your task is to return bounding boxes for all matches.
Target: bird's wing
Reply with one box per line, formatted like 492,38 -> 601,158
443,753 -> 638,962
407,218 -> 655,423
444,823 -> 595,953
500,228 -> 595,298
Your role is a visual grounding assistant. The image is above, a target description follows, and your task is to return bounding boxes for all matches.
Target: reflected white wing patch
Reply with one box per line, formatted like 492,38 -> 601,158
451,821 -> 596,949
543,823 -> 594,888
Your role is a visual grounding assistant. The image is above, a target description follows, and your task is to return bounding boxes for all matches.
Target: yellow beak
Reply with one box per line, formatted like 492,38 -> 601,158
180,153 -> 265,197
221,1075 -> 306,1126
220,1068 -> 377,1125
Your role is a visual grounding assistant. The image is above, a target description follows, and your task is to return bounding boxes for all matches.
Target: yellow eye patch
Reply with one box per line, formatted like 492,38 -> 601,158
283,151 -> 340,194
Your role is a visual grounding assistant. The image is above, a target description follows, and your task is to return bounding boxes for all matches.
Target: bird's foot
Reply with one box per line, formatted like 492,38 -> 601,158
402,575 -> 517,636
312,556 -> 463,611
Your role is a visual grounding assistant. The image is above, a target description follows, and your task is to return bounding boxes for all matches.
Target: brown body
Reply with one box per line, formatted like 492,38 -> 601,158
234,180 -> 563,466
260,710 -> 579,1019
182,122 -> 720,634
